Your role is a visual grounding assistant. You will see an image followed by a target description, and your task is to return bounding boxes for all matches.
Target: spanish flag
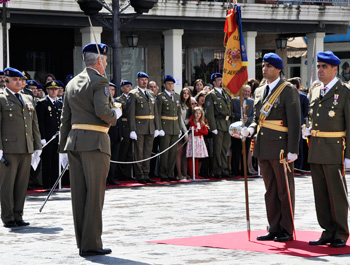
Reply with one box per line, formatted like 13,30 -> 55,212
223,5 -> 248,97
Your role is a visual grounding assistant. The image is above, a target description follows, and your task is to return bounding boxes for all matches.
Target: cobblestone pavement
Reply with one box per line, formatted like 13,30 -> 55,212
1,174 -> 350,265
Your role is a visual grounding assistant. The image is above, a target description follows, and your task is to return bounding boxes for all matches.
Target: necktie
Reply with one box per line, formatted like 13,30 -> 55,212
15,93 -> 23,106
144,90 -> 149,100
170,93 -> 174,102
263,85 -> 270,101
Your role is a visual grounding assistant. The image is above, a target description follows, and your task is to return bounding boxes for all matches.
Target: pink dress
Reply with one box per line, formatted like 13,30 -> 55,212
186,119 -> 209,158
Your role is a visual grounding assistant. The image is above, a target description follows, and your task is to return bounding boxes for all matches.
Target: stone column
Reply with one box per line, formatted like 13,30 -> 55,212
163,29 -> 184,94
243,31 -> 257,79
0,23 -> 11,69
306,32 -> 325,87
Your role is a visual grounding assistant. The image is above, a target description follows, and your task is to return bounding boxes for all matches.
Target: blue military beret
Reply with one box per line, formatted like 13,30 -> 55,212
164,75 -> 175,83
317,51 -> 341,66
120,80 -> 132,87
109,82 -> 117,88
137,72 -> 149,79
65,74 -> 74,85
45,80 -> 60,89
82,43 -> 109,55
4,67 -> 24,77
211,72 -> 223,80
56,80 -> 65,88
0,70 -> 4,75
37,83 -> 44,89
263,53 -> 284,70
26,80 -> 39,87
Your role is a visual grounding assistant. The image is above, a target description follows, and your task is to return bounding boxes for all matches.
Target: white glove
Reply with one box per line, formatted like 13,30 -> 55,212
112,107 -> 122,119
0,149 -> 3,159
41,139 -> 47,146
241,127 -> 254,137
33,150 -> 42,157
302,125 -> 312,140
59,153 -> 69,168
212,129 -> 218,135
130,131 -> 137,140
159,130 -> 165,137
154,130 -> 160,138
178,130 -> 182,138
345,158 -> 350,169
287,152 -> 298,163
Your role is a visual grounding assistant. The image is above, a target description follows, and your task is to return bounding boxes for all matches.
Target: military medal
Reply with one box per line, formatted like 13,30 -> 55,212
333,94 -> 339,106
27,103 -> 34,111
48,106 -> 52,111
328,110 -> 335,118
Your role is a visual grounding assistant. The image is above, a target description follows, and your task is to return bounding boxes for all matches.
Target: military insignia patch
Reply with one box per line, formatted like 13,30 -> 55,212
206,101 -> 210,106
105,87 -> 109,96
328,110 -> 335,118
127,98 -> 132,104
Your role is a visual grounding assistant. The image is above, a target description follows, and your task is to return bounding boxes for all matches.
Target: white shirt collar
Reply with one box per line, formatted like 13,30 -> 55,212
6,87 -> 18,96
165,89 -> 173,97
323,76 -> 338,92
47,95 -> 57,104
86,67 -> 101,75
138,86 -> 146,93
123,93 -> 128,98
214,87 -> 223,94
266,76 -> 281,91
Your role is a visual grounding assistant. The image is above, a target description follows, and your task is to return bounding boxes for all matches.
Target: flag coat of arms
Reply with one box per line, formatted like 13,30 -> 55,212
223,5 -> 248,97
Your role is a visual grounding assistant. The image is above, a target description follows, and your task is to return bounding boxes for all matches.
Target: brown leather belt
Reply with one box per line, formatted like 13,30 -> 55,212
310,130 -> 346,137
161,116 -> 178,121
72,124 -> 109,134
135,115 -> 154,119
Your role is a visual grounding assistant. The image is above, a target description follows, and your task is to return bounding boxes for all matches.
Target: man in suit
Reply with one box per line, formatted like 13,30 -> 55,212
59,43 -> 122,256
126,72 -> 159,184
117,80 -> 133,180
36,80 -> 62,189
305,51 -> 350,248
231,84 -> 254,176
205,72 -> 232,178
156,75 -> 182,181
242,53 -> 301,242
0,67 -> 42,228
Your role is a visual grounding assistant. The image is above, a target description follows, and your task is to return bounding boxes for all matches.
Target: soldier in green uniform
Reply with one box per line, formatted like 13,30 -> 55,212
59,43 -> 122,256
117,80 -> 133,179
0,67 -> 42,228
242,53 -> 300,242
304,51 -> 350,248
204,73 -> 232,178
126,72 -> 159,184
156,75 -> 182,181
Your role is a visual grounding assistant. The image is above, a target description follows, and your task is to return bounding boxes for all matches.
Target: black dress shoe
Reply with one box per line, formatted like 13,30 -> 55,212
146,178 -> 156,183
222,174 -> 235,178
137,179 -> 147,184
80,248 -> 112,257
3,221 -> 17,228
274,232 -> 293,242
15,220 -> 30,226
257,232 -> 279,241
168,177 -> 179,181
109,180 -> 120,185
214,175 -> 222,179
331,239 -> 346,248
161,177 -> 169,182
309,237 -> 332,246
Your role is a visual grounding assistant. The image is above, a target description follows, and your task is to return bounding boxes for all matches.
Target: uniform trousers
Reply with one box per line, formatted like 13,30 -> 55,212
0,153 -> 31,223
134,134 -> 154,179
212,130 -> 231,176
159,134 -> 178,179
118,137 -> 132,179
259,159 -> 295,235
310,163 -> 349,241
68,150 -> 109,251
42,141 -> 59,189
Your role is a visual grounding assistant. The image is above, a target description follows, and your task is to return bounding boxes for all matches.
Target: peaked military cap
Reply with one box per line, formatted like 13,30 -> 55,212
317,51 -> 341,66
120,80 -> 132,87
164,75 -> 175,83
263,53 -> 284,70
57,80 -> 65,88
4,67 -> 24,77
137,72 -> 149,79
211,72 -> 223,81
45,80 -> 60,89
27,80 -> 39,87
82,43 -> 109,55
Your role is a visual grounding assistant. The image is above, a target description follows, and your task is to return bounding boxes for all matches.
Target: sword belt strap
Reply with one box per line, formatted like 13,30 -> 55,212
72,124 -> 109,134
161,116 -> 178,121
310,130 -> 346,137
258,120 -> 288,133
135,115 -> 154,120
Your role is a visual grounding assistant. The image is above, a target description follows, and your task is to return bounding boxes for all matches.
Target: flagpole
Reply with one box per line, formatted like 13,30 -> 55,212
240,90 -> 251,241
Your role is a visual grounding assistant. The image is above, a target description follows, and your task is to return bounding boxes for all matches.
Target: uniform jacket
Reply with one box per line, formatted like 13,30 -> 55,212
116,94 -> 130,138
126,87 -> 159,135
204,88 -> 231,132
250,79 -> 301,160
59,68 -> 118,156
0,89 -> 41,154
308,80 -> 350,164
36,97 -> 62,143
299,92 -> 309,125
156,91 -> 182,135
232,97 -> 254,126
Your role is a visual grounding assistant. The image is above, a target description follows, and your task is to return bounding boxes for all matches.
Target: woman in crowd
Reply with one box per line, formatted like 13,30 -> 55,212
192,79 -> 204,97
176,87 -> 192,180
195,90 -> 207,109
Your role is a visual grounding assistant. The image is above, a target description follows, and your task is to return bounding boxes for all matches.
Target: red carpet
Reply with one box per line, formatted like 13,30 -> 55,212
148,230 -> 350,257
26,175 -> 261,194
